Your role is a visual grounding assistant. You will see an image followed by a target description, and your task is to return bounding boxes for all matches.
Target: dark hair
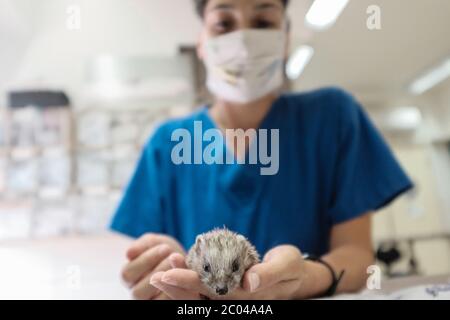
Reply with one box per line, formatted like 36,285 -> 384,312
193,0 -> 290,18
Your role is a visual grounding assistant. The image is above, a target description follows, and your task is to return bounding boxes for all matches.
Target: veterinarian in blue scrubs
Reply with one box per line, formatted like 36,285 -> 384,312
111,0 -> 413,300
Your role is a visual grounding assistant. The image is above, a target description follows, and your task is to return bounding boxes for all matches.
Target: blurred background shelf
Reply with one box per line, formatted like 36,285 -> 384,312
0,54 -> 196,241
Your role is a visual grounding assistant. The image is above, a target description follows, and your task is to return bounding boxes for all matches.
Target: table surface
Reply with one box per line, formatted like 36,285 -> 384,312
0,232 -> 448,300
0,232 -> 132,300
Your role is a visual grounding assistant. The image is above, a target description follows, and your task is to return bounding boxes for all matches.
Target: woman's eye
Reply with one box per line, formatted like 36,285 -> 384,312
254,20 -> 274,29
203,263 -> 211,273
215,20 -> 233,32
232,260 -> 239,272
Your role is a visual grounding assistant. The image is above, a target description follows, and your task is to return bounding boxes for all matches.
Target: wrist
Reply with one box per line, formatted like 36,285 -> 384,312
295,260 -> 334,299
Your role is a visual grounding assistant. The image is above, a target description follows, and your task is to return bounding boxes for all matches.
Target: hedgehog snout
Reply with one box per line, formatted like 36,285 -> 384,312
216,285 -> 228,295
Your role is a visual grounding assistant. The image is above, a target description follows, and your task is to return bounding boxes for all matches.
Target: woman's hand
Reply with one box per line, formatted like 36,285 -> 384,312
121,233 -> 186,300
150,245 -> 312,300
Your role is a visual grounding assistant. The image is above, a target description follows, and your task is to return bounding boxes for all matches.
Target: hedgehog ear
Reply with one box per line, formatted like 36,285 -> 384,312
236,235 -> 259,267
194,235 -> 203,256
245,244 -> 260,268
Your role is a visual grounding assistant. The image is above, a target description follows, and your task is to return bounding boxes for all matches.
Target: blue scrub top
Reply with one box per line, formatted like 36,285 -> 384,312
110,87 -> 413,256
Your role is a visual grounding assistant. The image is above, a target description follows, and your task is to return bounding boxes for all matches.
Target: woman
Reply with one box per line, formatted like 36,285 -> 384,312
111,0 -> 413,300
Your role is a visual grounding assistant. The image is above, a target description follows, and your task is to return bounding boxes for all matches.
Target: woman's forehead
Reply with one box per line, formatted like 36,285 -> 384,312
205,0 -> 284,15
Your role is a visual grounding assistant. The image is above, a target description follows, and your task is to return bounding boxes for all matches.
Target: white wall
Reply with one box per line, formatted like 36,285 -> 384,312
2,0 -> 202,107
0,0 -> 41,104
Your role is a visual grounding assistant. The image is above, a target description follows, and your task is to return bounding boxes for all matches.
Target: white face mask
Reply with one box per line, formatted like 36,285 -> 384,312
203,29 -> 287,104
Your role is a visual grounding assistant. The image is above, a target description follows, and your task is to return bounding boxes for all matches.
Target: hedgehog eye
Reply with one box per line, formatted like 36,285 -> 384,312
203,263 -> 211,273
232,260 -> 239,273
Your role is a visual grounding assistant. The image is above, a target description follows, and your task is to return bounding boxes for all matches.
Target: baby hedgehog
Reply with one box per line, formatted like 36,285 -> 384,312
186,228 -> 260,297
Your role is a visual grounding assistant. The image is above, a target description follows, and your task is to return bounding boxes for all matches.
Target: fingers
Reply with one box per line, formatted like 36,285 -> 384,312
160,268 -> 210,296
122,244 -> 172,286
168,253 -> 187,269
131,273 -> 161,300
126,233 -> 165,261
242,262 -> 284,292
150,268 -> 211,298
262,245 -> 301,262
146,255 -> 201,300
268,279 -> 303,300
211,278 -> 302,300
130,257 -> 172,300
243,246 -> 302,293
153,292 -> 171,300
150,272 -> 203,300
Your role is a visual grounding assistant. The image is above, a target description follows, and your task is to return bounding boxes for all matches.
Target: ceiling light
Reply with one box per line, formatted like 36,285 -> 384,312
385,106 -> 423,130
286,45 -> 314,80
305,0 -> 350,30
409,58 -> 450,95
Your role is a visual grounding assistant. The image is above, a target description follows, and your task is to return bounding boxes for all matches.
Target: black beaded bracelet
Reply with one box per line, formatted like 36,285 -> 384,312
303,254 -> 345,297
